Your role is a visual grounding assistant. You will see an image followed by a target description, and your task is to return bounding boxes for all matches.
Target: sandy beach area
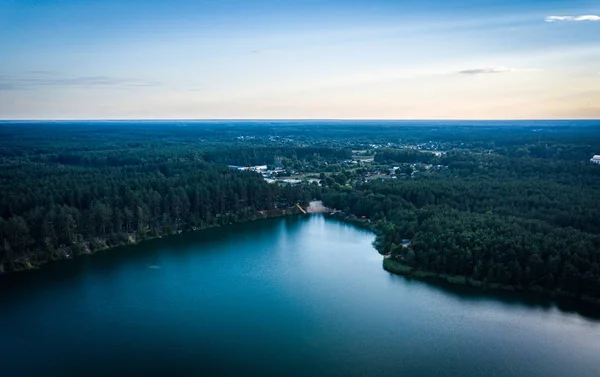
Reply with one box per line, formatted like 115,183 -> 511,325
306,200 -> 329,213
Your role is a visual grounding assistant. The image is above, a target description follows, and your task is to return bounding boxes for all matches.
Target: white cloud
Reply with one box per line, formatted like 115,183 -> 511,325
545,15 -> 600,22
458,67 -> 513,75
457,66 -> 541,75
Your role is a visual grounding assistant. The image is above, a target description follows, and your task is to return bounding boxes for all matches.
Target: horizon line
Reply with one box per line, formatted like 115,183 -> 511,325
1,118 -> 599,122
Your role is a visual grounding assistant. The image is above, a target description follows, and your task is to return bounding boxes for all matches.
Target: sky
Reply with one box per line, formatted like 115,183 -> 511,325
0,0 -> 599,120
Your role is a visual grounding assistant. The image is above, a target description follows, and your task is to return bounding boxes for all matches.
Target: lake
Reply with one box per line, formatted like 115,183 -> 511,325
1,215 -> 599,376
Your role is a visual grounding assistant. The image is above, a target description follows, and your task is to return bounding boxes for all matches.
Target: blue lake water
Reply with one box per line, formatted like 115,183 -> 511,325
1,215 -> 599,376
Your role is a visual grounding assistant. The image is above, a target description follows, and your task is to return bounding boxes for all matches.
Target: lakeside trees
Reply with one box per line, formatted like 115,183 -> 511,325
1,120 -> 600,302
323,150 -> 600,299
0,159 -> 313,270
0,124 -> 324,271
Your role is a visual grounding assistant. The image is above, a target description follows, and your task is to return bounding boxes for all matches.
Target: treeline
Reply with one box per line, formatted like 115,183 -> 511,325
0,158 -> 318,272
203,146 -> 351,167
3,120 -> 600,303
323,154 -> 600,300
374,149 -> 439,164
339,177 -> 600,234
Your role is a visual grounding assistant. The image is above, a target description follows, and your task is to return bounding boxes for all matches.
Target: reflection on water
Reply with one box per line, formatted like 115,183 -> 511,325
1,215 -> 599,377
391,272 -> 600,321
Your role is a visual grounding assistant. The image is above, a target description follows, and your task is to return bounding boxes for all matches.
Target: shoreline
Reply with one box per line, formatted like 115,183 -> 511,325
383,258 -> 600,307
6,203 -> 599,308
316,210 -> 600,307
0,206 -> 303,276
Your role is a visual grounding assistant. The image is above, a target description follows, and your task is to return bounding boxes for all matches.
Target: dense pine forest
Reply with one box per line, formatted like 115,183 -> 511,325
0,122 -> 323,272
1,120 -> 600,304
319,123 -> 600,302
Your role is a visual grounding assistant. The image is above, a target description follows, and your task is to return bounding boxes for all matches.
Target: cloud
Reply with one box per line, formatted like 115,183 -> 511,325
457,66 -> 541,75
0,72 -> 161,90
545,15 -> 600,22
458,67 -> 513,75
25,70 -> 55,75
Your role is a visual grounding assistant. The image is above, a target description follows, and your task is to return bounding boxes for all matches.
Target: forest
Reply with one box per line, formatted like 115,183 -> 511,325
1,120 -> 600,303
0,122 -> 325,272
322,136 -> 600,302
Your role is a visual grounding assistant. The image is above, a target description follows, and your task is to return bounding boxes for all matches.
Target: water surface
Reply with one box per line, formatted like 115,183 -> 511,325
1,215 -> 599,376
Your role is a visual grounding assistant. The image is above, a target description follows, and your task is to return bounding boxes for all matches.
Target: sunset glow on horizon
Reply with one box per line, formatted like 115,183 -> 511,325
1,0 -> 599,120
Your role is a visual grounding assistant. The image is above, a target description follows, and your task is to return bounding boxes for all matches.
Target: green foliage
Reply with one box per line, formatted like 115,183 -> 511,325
375,149 -> 438,164
2,120 -> 600,303
0,124 -> 314,271
323,128 -> 600,300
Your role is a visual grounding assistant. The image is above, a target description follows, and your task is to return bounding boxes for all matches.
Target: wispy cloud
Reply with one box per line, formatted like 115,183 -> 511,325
458,67 -> 513,75
457,66 -> 540,75
25,70 -> 56,75
0,72 -> 161,90
545,15 -> 600,22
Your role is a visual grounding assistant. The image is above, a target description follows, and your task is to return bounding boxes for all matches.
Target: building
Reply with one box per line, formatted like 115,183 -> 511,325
250,165 -> 268,172
228,165 -> 249,171
229,165 -> 269,172
280,179 -> 302,185
590,155 -> 600,164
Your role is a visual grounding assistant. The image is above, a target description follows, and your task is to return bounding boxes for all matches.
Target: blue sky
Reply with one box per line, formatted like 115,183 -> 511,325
0,0 -> 599,119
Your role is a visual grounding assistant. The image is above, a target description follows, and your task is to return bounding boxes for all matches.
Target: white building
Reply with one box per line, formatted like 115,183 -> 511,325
281,179 -> 302,185
229,165 -> 269,172
228,165 -> 249,171
250,165 -> 268,172
591,155 -> 600,164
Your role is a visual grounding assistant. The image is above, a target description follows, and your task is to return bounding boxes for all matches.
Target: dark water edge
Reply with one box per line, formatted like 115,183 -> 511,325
383,258 -> 600,320
327,214 -> 600,318
0,208 -> 296,276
